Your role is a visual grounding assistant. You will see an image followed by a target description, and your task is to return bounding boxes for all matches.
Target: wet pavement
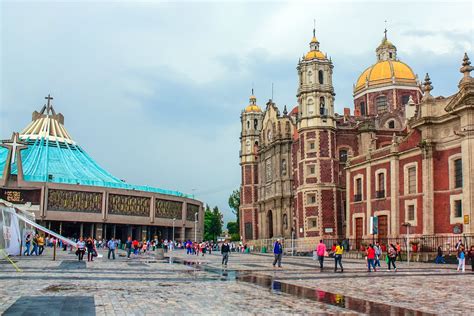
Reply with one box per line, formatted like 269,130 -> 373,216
0,248 -> 472,315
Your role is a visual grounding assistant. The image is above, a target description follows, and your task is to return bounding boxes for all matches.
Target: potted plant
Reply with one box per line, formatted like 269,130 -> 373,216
410,240 -> 419,252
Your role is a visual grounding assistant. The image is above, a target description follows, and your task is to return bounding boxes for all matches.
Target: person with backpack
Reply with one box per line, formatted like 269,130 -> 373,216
272,239 -> 283,268
366,244 -> 376,272
387,244 -> 398,271
316,240 -> 326,270
334,242 -> 344,272
30,234 -> 39,256
374,242 -> 382,267
86,237 -> 95,262
221,240 -> 230,266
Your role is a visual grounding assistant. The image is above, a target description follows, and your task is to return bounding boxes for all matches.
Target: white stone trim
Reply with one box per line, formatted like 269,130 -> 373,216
352,213 -> 366,238
403,162 -> 418,195
306,216 -> 319,231
354,85 -> 421,99
404,199 -> 417,227
450,193 -> 463,224
448,154 -> 462,190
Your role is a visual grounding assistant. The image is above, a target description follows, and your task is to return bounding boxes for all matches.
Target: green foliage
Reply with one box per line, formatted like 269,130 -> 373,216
228,188 -> 240,226
203,205 -> 223,242
227,221 -> 238,235
230,233 -> 240,242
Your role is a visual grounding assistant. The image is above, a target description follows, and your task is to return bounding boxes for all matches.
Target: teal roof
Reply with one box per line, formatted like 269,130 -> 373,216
1,104 -> 190,198
3,137 -> 190,198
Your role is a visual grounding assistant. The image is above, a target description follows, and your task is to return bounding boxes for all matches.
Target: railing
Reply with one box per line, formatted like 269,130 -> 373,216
246,234 -> 474,255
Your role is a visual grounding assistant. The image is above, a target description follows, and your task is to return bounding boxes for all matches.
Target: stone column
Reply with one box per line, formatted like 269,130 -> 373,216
345,167 -> 351,238
390,154 -> 400,237
365,163 -> 372,238
422,144 -> 434,234
461,112 -> 474,234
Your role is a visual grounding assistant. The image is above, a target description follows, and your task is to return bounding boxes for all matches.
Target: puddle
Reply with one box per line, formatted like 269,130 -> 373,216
168,256 -> 434,315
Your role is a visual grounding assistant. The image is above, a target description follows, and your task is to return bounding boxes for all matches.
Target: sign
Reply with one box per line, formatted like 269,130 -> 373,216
464,215 -> 470,225
324,228 -> 334,233
370,216 -> 378,235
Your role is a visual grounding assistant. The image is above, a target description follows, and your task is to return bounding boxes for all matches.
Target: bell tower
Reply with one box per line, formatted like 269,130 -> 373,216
297,28 -> 336,130
294,28 -> 341,239
239,91 -> 263,241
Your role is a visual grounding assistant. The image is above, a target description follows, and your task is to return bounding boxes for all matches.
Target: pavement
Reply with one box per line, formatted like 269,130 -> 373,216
0,247 -> 473,315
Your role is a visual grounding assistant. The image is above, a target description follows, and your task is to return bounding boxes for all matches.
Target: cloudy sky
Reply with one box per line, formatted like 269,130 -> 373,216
1,0 -> 472,223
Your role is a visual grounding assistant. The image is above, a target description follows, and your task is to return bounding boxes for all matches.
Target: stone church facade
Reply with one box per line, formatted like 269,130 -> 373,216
239,28 -> 474,242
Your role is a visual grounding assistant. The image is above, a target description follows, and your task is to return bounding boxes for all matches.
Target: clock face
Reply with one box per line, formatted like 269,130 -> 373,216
267,129 -> 272,141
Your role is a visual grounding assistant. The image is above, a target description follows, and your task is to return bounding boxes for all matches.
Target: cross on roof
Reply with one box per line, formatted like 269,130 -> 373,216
1,132 -> 27,165
384,20 -> 388,40
45,94 -> 53,115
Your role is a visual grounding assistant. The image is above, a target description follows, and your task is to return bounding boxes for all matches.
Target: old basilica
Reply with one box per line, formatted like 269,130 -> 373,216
239,28 -> 474,243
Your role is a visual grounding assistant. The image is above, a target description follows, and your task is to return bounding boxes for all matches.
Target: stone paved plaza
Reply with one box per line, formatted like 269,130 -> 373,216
0,248 -> 473,315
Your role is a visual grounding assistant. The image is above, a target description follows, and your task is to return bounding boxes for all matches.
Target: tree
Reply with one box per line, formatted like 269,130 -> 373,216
203,205 -> 223,242
228,188 -> 240,226
227,221 -> 238,235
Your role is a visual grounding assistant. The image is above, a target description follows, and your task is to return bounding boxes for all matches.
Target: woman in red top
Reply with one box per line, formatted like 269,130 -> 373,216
366,244 -> 377,272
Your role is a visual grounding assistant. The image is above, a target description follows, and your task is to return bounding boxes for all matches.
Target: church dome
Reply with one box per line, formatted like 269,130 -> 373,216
304,50 -> 326,61
244,94 -> 262,113
354,60 -> 417,92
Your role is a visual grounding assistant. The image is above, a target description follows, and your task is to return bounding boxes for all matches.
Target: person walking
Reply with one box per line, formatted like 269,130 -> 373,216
468,246 -> 474,272
272,239 -> 283,268
37,235 -> 45,255
435,246 -> 446,264
374,242 -> 382,267
86,237 -> 95,262
23,233 -> 32,256
76,237 -> 86,261
395,242 -> 401,261
30,234 -> 39,256
334,242 -> 344,273
125,236 -> 132,259
366,244 -> 376,272
316,240 -> 326,270
107,238 -> 116,260
387,243 -> 397,271
457,244 -> 466,272
221,240 -> 230,266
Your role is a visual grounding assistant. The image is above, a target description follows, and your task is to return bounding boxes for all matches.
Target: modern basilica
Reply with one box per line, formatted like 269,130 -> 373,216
239,28 -> 474,243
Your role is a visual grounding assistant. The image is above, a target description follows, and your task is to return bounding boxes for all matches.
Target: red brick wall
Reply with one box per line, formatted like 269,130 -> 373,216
321,189 -> 335,234
319,130 -> 329,157
399,154 -> 423,234
320,160 -> 332,183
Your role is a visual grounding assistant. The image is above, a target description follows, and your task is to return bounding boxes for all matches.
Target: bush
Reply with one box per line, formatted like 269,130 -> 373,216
230,233 -> 240,241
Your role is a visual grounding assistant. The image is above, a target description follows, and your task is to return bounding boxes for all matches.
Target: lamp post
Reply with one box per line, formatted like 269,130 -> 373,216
402,222 -> 411,266
194,212 -> 198,242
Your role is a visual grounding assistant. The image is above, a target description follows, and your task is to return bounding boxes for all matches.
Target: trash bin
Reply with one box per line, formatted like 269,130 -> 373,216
261,246 -> 267,253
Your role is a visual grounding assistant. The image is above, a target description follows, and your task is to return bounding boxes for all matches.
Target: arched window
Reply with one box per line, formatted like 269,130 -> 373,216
307,99 -> 314,115
388,120 -> 395,129
307,71 -> 313,84
254,119 -> 258,129
318,70 -> 324,84
281,159 -> 287,176
247,121 -> 250,130
376,95 -> 388,114
283,214 -> 288,230
401,95 -> 410,106
360,101 -> 366,116
319,97 -> 326,115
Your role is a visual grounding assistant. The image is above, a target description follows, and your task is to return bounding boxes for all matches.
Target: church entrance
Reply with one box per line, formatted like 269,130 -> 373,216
267,210 -> 273,238
378,215 -> 388,244
355,217 -> 363,250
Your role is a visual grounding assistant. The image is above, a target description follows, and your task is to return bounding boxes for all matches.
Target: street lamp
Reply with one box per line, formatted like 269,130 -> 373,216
402,222 -> 412,266
194,212 -> 198,242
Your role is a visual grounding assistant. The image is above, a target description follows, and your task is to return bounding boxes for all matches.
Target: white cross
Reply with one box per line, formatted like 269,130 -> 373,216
1,133 -> 26,165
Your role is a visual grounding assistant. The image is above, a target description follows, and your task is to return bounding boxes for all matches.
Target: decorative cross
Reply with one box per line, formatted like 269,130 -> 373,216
384,20 -> 388,39
45,94 -> 54,115
1,132 -> 27,165
313,19 -> 316,37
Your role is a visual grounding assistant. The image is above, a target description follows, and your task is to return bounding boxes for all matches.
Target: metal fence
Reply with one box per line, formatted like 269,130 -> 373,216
247,234 -> 474,254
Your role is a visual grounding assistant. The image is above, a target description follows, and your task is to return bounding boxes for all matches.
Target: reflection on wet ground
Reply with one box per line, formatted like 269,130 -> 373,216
170,256 -> 435,316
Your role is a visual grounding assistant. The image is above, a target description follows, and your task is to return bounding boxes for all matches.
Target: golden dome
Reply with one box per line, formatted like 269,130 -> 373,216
354,60 -> 417,92
310,36 -> 318,43
304,50 -> 326,61
245,105 -> 262,113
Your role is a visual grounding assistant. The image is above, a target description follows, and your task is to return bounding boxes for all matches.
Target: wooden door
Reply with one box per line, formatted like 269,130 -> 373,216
378,215 -> 388,245
355,218 -> 363,250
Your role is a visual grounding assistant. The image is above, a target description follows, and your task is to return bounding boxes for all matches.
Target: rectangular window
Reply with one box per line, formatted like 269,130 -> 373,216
307,194 -> 316,204
454,200 -> 462,218
308,217 -> 318,229
408,167 -> 416,194
454,159 -> 462,188
377,173 -> 385,198
408,205 -> 415,221
309,166 -> 315,174
355,178 -> 362,201
309,142 -> 315,150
